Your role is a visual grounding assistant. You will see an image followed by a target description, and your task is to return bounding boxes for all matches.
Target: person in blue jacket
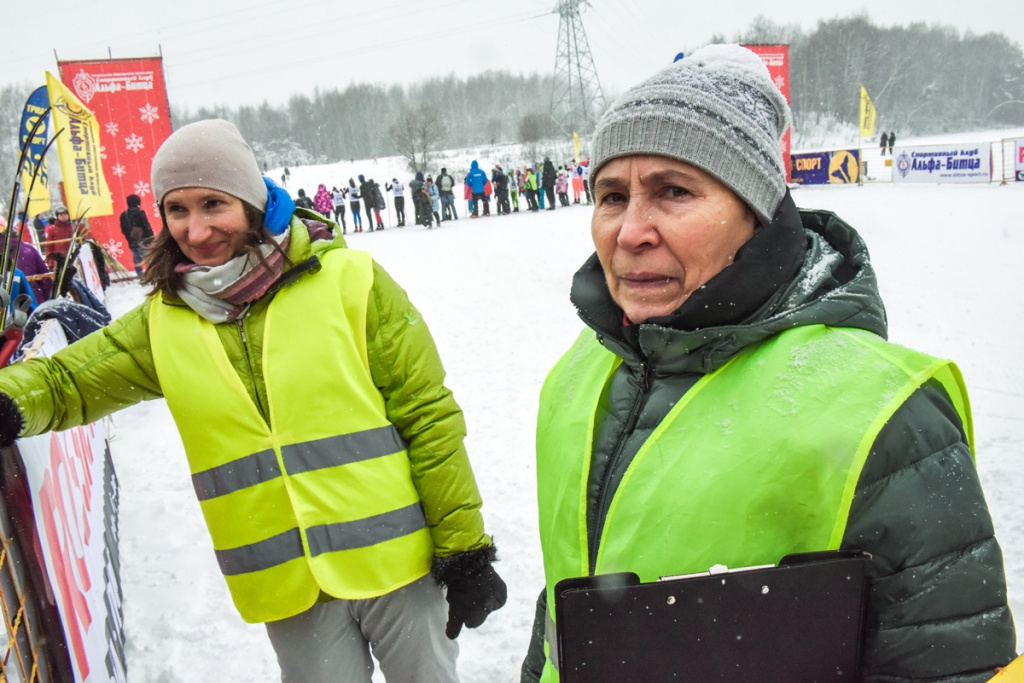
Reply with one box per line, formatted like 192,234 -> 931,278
465,161 -> 489,217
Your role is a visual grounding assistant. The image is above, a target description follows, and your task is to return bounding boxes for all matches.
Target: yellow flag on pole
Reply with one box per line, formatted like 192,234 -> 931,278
45,71 -> 113,219
859,86 -> 877,139
573,131 -> 581,164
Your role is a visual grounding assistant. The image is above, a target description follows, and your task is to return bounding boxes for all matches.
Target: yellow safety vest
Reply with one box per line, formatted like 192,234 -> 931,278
536,324 -> 971,680
150,248 -> 433,623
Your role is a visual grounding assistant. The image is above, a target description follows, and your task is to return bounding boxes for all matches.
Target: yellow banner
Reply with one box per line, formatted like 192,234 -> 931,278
573,131 -> 581,164
20,159 -> 51,219
45,72 -> 113,219
859,86 -> 877,139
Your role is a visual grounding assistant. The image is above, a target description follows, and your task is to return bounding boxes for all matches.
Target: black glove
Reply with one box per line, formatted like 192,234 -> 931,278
0,392 -> 25,448
432,545 -> 507,639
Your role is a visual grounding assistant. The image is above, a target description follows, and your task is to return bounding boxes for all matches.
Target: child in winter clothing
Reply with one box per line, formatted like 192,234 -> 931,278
386,179 -> 406,227
331,186 -> 347,233
313,184 -> 334,218
426,177 -> 441,226
348,178 -> 363,232
555,168 -> 570,207
295,189 -> 315,210
510,171 -> 520,212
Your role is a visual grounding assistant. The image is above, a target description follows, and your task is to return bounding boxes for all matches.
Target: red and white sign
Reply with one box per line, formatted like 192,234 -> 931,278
18,321 -> 126,682
743,44 -> 792,183
58,57 -> 172,270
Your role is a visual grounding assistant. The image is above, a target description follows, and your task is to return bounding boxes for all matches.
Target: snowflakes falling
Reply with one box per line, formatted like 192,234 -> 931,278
139,104 -> 160,124
112,163 -> 127,177
125,134 -> 144,153
103,238 -> 124,259
134,181 -> 151,197
106,121 -> 120,136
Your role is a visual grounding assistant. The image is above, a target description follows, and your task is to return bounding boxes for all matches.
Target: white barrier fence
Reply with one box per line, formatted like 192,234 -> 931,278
827,138 -> 1024,185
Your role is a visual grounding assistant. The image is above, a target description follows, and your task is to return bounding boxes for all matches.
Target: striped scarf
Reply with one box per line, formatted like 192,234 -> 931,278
175,231 -> 291,323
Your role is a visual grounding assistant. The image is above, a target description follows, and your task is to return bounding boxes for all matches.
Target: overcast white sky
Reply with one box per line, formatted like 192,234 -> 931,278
3,0 -> 1023,112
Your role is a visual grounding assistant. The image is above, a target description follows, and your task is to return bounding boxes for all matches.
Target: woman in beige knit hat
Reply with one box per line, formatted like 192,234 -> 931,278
0,119 -> 505,682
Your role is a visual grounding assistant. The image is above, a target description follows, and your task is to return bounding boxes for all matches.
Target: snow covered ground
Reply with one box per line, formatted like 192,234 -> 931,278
99,143 -> 1024,680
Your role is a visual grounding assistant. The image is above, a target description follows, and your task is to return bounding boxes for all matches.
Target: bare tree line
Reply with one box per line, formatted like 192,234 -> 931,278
732,14 -> 1024,134
4,14 -> 1024,199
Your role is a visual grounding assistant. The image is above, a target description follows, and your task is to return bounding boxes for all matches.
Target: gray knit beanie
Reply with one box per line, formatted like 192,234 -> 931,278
590,44 -> 791,225
151,119 -> 267,211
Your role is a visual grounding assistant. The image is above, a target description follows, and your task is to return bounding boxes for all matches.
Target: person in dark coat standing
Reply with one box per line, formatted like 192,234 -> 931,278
409,172 -> 431,228
879,131 -> 888,156
119,194 -> 155,276
540,158 -> 557,211
888,131 -> 896,155
491,165 -> 510,216
359,175 -> 385,231
294,189 -> 314,210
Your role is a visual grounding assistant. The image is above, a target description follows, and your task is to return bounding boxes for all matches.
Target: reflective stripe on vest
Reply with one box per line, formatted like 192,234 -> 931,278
150,247 -> 433,623
535,325 -> 970,680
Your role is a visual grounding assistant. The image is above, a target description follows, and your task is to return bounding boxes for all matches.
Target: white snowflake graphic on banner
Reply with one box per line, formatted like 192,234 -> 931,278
774,74 -> 786,91
139,103 -> 160,124
104,238 -> 125,259
106,121 -> 120,136
112,164 -> 127,177
100,145 -> 107,160
134,181 -> 151,197
125,134 -> 145,153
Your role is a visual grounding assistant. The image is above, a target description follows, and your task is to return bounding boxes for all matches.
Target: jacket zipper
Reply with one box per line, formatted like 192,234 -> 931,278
236,313 -> 268,422
589,360 -> 650,573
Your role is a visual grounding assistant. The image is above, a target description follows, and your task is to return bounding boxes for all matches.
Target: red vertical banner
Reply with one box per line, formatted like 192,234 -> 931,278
57,57 -> 172,270
742,44 -> 791,183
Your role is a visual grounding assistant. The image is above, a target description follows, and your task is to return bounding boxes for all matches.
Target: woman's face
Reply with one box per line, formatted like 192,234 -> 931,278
163,187 -> 250,267
591,155 -> 757,323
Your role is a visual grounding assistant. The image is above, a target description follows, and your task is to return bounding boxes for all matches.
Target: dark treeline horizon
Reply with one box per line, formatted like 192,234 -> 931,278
3,13 -> 1024,199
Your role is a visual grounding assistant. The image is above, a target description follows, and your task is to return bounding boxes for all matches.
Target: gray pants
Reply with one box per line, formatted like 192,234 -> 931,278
265,575 -> 459,682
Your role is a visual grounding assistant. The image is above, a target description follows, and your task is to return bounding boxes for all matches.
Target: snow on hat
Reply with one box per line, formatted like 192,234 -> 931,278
589,44 -> 791,225
151,119 -> 267,211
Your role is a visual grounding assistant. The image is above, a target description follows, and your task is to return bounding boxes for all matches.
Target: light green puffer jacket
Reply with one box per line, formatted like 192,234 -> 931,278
0,214 -> 490,559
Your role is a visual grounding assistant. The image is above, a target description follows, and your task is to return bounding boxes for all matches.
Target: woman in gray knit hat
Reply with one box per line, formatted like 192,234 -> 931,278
0,119 -> 506,682
523,45 -> 1015,681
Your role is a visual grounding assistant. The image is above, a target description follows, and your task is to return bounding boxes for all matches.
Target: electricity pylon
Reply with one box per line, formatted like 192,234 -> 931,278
549,0 -> 606,135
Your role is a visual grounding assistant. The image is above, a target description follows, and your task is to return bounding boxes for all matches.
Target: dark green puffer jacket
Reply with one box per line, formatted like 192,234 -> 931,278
523,193 -> 1017,681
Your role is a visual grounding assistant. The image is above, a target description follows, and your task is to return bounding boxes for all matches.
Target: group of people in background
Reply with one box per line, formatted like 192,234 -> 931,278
456,157 -> 592,219
290,157 -> 593,233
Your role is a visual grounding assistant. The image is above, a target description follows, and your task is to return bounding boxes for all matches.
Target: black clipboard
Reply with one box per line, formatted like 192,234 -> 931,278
554,550 -> 871,683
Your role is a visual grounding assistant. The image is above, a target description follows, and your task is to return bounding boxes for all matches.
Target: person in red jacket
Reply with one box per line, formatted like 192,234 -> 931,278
43,205 -> 76,268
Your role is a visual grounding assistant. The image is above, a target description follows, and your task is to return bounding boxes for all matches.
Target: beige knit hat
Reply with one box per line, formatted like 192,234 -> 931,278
151,119 -> 267,211
590,44 -> 791,225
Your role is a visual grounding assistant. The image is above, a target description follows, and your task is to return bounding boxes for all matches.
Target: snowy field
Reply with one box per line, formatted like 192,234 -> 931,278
97,142 -> 1024,680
